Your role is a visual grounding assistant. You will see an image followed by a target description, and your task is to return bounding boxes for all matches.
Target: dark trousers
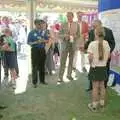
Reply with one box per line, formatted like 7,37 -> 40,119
31,47 -> 46,85
3,43 -> 19,77
88,58 -> 111,90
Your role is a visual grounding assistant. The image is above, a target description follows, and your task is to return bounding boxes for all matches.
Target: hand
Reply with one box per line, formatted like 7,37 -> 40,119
36,39 -> 44,44
79,46 -> 84,51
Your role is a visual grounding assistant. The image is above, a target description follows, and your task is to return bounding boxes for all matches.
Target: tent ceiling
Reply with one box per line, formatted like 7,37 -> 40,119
0,0 -> 98,12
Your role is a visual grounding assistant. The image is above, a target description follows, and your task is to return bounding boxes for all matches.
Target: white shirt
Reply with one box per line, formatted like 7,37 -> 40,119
87,40 -> 110,67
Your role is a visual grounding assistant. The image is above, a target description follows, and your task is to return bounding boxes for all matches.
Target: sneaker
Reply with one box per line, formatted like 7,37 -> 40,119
88,103 -> 97,112
12,81 -> 16,89
33,84 -> 37,88
57,78 -> 63,85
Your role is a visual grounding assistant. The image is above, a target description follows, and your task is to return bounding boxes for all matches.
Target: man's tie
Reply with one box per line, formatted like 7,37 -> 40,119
69,23 -> 72,35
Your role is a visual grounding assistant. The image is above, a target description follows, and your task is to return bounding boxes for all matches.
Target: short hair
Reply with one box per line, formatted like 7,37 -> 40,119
67,12 -> 74,17
34,19 -> 45,25
93,19 -> 102,25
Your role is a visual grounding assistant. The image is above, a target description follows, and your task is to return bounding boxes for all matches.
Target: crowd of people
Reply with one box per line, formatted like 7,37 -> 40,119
27,11 -> 115,112
0,11 -> 115,118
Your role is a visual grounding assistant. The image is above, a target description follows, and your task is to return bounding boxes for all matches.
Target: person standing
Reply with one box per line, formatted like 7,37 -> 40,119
85,20 -> 115,91
73,11 -> 89,72
87,27 -> 110,111
1,16 -> 19,79
27,19 -> 49,88
58,12 -> 80,83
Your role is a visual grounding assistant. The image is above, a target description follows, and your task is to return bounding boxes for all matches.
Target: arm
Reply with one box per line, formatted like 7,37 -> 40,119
108,29 -> 115,53
87,43 -> 94,65
27,31 -> 41,45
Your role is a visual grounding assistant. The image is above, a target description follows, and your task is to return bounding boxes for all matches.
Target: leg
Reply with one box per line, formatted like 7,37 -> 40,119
32,66 -> 38,85
73,50 -> 78,69
104,58 -> 111,88
39,48 -> 46,84
10,68 -> 17,89
88,80 -> 99,112
59,49 -> 68,80
99,81 -> 106,106
87,67 -> 93,91
91,81 -> 99,107
2,56 -> 9,78
31,48 -> 39,86
14,43 -> 19,76
80,51 -> 86,72
67,47 -> 74,79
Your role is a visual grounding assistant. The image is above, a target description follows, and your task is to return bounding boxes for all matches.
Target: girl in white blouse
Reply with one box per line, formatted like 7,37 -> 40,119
87,27 -> 110,112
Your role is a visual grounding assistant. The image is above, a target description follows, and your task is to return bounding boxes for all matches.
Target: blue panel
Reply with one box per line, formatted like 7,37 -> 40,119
98,0 -> 120,12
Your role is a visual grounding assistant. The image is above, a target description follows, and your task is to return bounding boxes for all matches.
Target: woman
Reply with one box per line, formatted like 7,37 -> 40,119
45,23 -> 55,75
87,27 -> 110,112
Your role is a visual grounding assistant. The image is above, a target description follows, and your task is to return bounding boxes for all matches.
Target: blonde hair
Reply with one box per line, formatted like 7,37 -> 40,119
95,27 -> 105,60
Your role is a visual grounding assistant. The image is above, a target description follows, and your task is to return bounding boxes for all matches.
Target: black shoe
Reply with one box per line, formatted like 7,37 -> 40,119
67,76 -> 74,81
33,84 -> 37,88
0,105 -> 7,110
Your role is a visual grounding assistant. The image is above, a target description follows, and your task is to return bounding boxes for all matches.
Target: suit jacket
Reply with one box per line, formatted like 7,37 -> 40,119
59,22 -> 80,50
85,27 -> 115,53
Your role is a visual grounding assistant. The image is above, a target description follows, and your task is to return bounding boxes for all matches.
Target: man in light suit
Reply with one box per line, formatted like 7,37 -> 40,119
73,11 -> 88,72
58,12 -> 80,83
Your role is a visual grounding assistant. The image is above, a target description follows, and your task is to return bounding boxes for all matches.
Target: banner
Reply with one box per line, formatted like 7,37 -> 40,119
99,0 -> 120,66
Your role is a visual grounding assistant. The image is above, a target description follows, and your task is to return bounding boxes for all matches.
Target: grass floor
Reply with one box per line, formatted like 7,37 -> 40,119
0,71 -> 120,120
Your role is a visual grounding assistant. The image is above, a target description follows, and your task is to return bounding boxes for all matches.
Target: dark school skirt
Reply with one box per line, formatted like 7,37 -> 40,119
88,66 -> 108,81
4,51 -> 16,69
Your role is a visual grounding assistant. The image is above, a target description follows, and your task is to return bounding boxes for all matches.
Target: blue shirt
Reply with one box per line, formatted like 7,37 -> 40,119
27,29 -> 48,48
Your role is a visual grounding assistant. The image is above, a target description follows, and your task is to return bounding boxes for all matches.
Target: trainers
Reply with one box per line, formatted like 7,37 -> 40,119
57,78 -> 63,85
88,103 -> 97,112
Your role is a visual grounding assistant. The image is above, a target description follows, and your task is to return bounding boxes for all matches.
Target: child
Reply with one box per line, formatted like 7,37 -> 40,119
1,28 -> 17,89
87,27 -> 110,112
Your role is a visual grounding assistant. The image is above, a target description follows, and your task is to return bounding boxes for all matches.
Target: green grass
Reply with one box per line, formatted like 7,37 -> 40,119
0,72 -> 120,120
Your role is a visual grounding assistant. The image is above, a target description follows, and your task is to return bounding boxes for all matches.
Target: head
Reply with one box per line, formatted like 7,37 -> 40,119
2,28 -> 12,37
40,20 -> 47,30
66,12 -> 74,23
92,19 -> 102,29
77,11 -> 83,22
34,19 -> 42,30
2,16 -> 9,25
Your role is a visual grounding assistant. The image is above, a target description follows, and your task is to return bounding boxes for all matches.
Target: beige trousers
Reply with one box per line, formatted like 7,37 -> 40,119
59,43 -> 74,79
